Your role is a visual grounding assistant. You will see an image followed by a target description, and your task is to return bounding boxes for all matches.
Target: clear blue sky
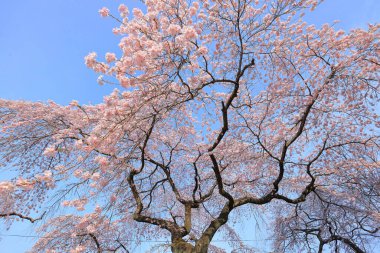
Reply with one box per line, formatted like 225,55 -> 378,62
0,0 -> 379,252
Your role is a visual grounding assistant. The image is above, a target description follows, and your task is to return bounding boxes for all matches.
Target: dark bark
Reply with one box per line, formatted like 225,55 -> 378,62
171,237 -> 194,253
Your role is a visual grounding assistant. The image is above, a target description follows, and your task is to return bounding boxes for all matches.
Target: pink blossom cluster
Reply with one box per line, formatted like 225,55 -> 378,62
98,7 -> 109,17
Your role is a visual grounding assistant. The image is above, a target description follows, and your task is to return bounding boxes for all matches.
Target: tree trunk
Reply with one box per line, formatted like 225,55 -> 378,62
194,236 -> 211,253
171,237 -> 195,253
171,236 -> 212,253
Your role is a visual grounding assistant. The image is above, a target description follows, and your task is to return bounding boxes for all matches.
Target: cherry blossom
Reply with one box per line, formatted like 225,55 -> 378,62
98,7 -> 109,18
1,1 -> 379,252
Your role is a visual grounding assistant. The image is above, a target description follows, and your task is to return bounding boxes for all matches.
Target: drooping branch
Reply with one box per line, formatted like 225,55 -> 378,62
77,233 -> 101,253
328,235 -> 366,253
0,211 -> 46,223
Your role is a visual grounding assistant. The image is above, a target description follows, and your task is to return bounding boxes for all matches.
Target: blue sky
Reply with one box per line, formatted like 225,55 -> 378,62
1,0 -> 379,105
0,0 -> 379,252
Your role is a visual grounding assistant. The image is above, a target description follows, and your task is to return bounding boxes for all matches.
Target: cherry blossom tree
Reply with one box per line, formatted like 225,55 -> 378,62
1,0 -> 379,252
